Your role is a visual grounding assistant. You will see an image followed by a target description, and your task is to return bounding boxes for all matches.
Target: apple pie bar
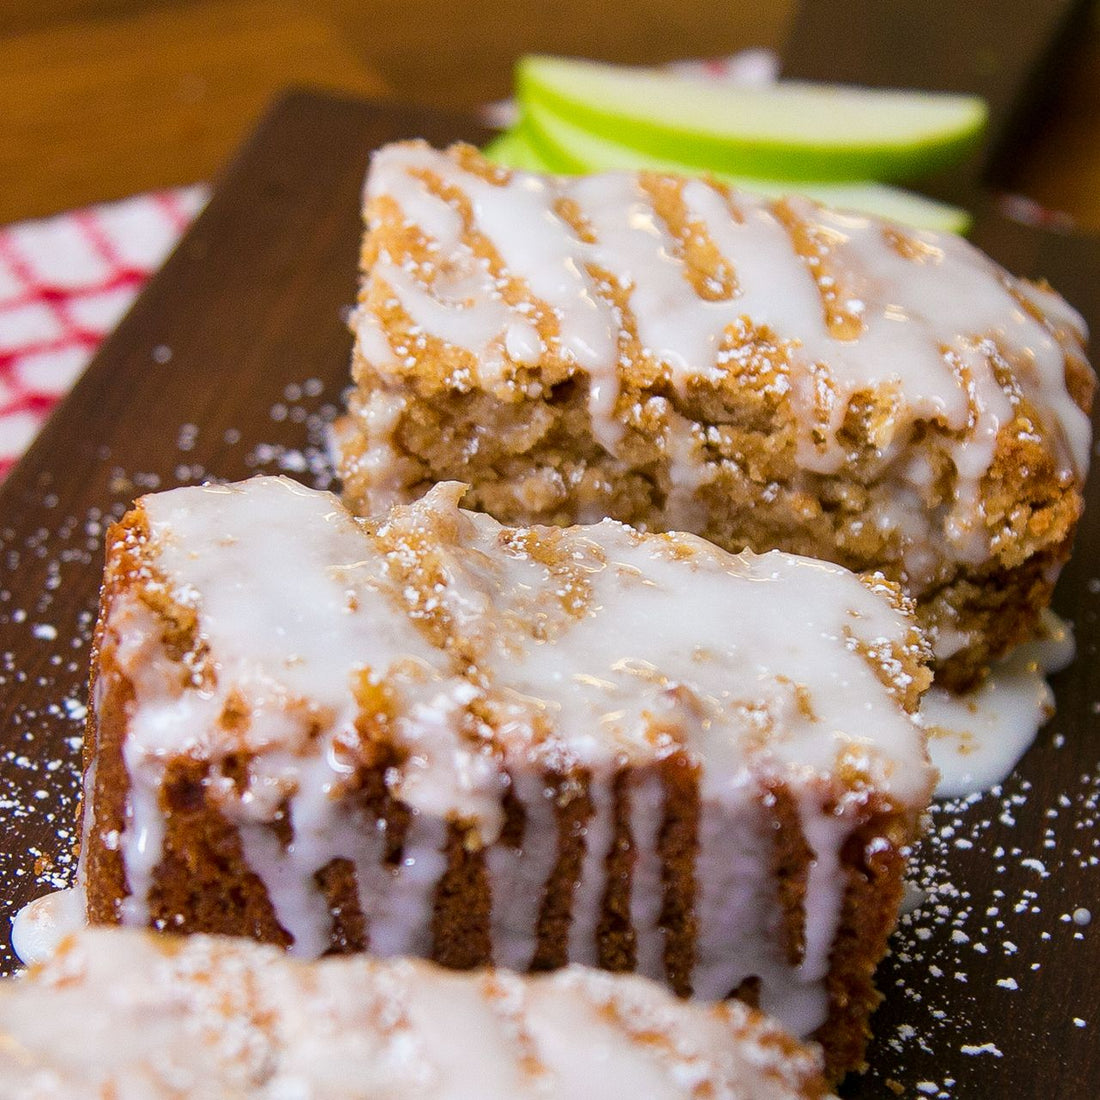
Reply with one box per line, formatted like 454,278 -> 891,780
0,929 -> 831,1098
334,142 -> 1095,689
82,475 -> 933,1081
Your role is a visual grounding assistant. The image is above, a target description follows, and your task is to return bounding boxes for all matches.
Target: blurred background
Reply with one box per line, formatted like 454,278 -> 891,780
1,0 -> 1098,227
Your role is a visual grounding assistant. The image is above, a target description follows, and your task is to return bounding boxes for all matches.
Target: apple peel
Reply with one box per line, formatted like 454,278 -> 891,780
507,99 -> 971,233
517,54 -> 987,184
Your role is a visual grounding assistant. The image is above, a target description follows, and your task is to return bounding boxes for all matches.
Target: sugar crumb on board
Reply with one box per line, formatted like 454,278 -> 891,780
855,726 -> 1100,1092
242,387 -> 338,487
0,373 -> 340,974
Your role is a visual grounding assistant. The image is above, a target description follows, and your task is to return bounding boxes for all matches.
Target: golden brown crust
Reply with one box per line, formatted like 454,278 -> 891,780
770,785 -> 812,968
433,822 -> 493,969
597,769 -> 638,973
84,512 -> 147,925
150,757 -> 290,946
657,752 -> 699,997
317,857 -> 369,954
811,816 -> 914,1083
82,642 -> 130,925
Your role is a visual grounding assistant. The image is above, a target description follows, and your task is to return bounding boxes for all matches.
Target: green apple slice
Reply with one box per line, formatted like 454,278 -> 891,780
517,54 -> 987,183
481,127 -> 557,172
517,102 -> 970,234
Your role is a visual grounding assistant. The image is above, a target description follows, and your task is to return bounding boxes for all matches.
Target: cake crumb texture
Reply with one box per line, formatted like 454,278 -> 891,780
335,142 -> 1095,688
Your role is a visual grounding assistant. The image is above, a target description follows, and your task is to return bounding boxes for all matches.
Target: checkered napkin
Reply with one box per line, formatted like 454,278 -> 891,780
0,186 -> 208,481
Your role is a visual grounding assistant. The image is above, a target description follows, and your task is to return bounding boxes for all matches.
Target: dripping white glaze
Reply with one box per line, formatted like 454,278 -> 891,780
628,769 -> 667,983
485,771 -> 558,972
10,886 -> 86,966
565,779 -> 614,967
923,609 -> 1075,799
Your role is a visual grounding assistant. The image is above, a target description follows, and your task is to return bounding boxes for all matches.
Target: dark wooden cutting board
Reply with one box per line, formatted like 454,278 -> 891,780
1,91 -> 1098,1097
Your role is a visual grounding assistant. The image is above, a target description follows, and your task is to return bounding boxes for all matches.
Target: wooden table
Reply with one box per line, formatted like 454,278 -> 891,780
1,0 -> 1098,229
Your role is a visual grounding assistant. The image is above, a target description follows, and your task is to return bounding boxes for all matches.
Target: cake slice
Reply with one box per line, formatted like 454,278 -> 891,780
334,141 -> 1094,689
0,928 -> 832,1099
82,475 -> 934,1081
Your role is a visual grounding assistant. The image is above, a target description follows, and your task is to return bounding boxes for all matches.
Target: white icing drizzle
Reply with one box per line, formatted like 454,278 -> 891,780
923,610 -> 1075,798
371,145 -> 1089,475
331,390 -> 412,514
369,813 -> 449,959
628,769 -> 668,982
353,305 -> 399,369
10,887 -> 86,967
91,475 -> 932,1038
469,523 -> 929,793
394,683 -> 508,840
367,143 -> 618,380
485,772 -> 557,972
796,805 -> 851,986
566,777 -> 614,966
237,816 -> 333,959
117,752 -> 166,930
0,929 -> 828,1099
354,142 -> 1091,591
694,788 -> 788,1001
661,404 -> 711,532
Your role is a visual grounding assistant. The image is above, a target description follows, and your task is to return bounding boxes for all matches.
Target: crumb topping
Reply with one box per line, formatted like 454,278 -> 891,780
348,142 -> 1092,600
360,142 -> 1090,490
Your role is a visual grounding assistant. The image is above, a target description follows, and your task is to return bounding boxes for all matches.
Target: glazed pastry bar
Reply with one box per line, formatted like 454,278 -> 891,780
335,142 -> 1095,689
0,929 -> 831,1098
81,475 -> 934,1081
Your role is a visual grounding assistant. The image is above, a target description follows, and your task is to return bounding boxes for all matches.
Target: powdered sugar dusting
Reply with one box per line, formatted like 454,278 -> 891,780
0,499 -> 103,971
859,723 -> 1100,1092
243,381 -> 338,488
0,374 -> 339,972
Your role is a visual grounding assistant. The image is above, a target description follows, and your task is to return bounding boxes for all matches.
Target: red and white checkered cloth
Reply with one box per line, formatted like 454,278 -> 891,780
0,186 -> 207,481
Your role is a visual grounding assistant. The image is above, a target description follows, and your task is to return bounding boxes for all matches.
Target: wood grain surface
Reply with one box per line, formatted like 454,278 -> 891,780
0,91 -> 1098,1097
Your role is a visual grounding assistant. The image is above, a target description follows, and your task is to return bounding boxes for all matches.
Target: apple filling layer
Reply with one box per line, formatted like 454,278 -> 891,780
335,142 -> 1094,688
